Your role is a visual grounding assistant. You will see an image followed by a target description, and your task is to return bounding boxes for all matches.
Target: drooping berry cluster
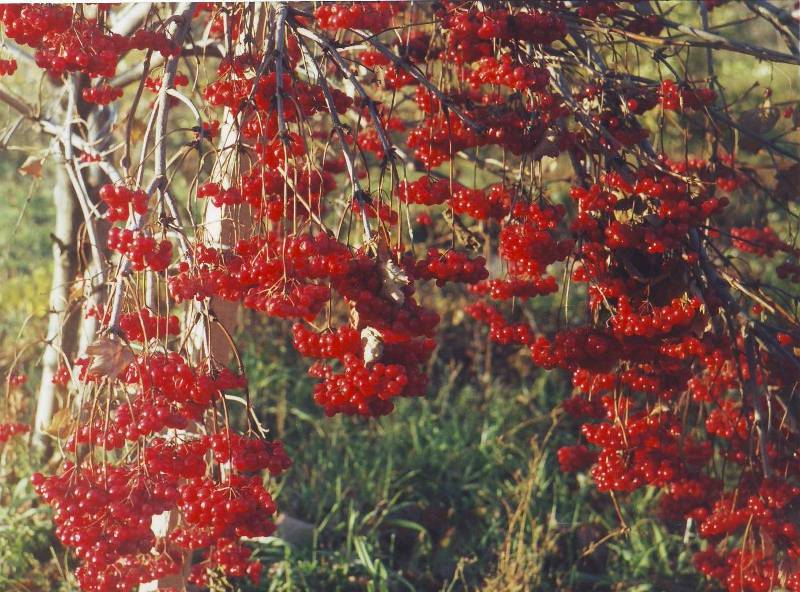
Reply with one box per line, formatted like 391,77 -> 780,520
99,184 -> 149,222
660,79 -> 716,111
467,55 -> 549,91
0,422 -> 28,443
108,227 -> 173,272
732,226 -> 795,257
0,4 -> 177,78
409,249 -> 489,286
0,58 -> 17,75
116,308 -> 180,342
82,84 -> 123,105
314,2 -> 400,33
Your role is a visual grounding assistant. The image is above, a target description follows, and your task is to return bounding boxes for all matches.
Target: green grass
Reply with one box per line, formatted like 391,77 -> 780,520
232,336 -> 708,592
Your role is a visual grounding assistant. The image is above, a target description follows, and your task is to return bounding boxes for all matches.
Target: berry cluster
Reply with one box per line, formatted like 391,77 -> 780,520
467,55 -> 549,91
443,8 -> 567,57
34,339 -> 288,590
314,2 -> 400,33
0,422 -> 28,443
197,183 -> 243,208
32,464 -> 181,591
358,51 -> 416,89
310,354 -> 417,417
466,302 -> 535,347
116,308 -> 180,343
409,249 -> 489,286
1,5 -> 177,78
452,184 -> 512,221
732,226 -> 794,257
660,79 -> 716,111
108,227 -> 173,272
610,296 -> 702,339
99,184 -> 149,223
189,539 -> 263,586
80,152 -> 103,163
292,323 -> 361,361
499,205 -> 574,277
82,84 -> 123,106
470,276 -> 559,300
557,444 -> 596,473
576,1 -> 620,19
408,91 -> 566,167
52,365 -> 71,387
626,14 -> 665,35
8,372 -> 27,387
144,72 -> 189,93
398,177 -> 450,206
0,58 -> 17,75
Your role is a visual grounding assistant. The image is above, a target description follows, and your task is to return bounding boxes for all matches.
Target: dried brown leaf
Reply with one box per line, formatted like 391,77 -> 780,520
775,163 -> 800,203
739,106 -> 779,153
86,336 -> 134,378
361,326 -> 384,365
379,257 -> 409,305
44,407 -> 75,439
18,155 -> 44,178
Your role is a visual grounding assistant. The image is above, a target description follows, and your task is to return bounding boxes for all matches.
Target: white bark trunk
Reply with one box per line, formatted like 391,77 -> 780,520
189,108 -> 247,363
34,164 -> 80,443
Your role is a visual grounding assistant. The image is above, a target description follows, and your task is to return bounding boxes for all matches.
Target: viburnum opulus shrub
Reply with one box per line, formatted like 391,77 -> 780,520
0,1 -> 798,591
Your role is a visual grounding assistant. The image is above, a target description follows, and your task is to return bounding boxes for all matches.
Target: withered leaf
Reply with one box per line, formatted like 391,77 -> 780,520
361,326 -> 384,365
379,256 -> 410,305
18,155 -> 44,178
44,407 -> 75,439
442,209 -> 485,251
86,336 -> 134,379
775,163 -> 800,203
738,106 -> 779,153
349,304 -> 360,328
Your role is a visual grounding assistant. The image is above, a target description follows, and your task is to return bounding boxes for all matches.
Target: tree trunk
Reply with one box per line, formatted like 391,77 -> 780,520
189,109 -> 251,364
74,88 -> 115,361
34,164 -> 81,444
